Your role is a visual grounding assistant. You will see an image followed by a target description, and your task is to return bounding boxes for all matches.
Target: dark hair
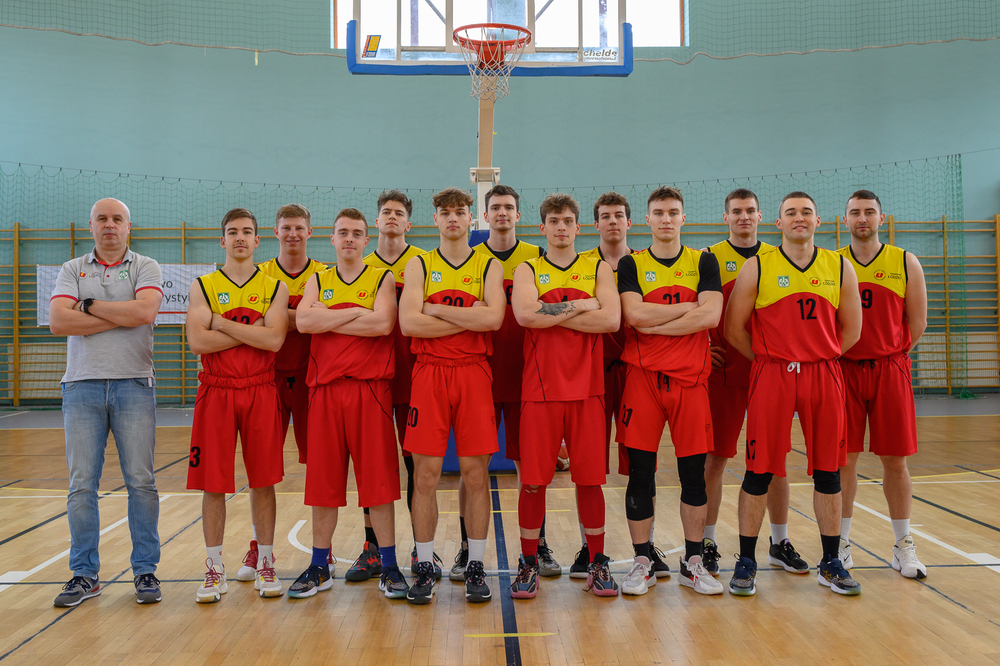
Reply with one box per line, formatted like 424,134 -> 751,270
779,191 -> 817,214
377,189 -> 413,218
221,208 -> 257,234
846,189 -> 882,213
432,188 -> 475,211
485,184 -> 520,212
539,193 -> 581,224
724,188 -> 759,213
647,186 -> 684,210
593,191 -> 630,221
274,204 -> 311,227
333,207 -> 368,235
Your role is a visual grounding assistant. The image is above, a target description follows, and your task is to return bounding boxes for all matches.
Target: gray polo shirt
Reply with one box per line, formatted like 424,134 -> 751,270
52,248 -> 163,383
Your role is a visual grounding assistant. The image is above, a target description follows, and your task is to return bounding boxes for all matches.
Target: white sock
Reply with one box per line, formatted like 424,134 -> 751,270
579,522 -> 587,547
891,518 -> 910,543
252,525 -> 257,541
649,519 -> 656,543
206,546 -> 223,569
770,523 -> 788,544
416,540 -> 434,564
703,524 -> 717,542
258,544 -> 273,566
841,517 -> 852,542
468,538 -> 487,564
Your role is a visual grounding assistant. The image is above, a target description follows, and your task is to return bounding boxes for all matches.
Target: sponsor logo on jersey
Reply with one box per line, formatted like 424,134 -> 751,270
462,275 -> 473,285
778,276 -> 789,288
570,273 -> 581,282
218,292 -> 230,304
322,289 -> 334,300
809,277 -> 821,287
80,272 -> 87,277
824,279 -> 836,286
248,293 -> 259,304
539,274 -> 550,284
118,270 -> 129,280
874,269 -> 886,280
674,269 -> 683,278
645,271 -> 657,282
889,272 -> 903,280
399,270 -> 405,279
357,289 -> 369,299
726,261 -> 737,272
431,271 -> 443,283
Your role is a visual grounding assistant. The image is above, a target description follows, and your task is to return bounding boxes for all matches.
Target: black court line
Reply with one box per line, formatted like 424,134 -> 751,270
956,465 -> 1000,481
490,475 -> 521,666
0,484 -> 247,662
0,480 -> 22,490
0,455 -> 189,548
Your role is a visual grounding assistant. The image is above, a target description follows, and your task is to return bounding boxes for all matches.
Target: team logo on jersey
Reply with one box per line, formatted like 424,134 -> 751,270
462,275 -> 473,285
248,293 -> 260,304
400,270 -> 405,279
874,270 -> 886,280
357,289 -> 369,299
777,276 -> 789,288
570,273 -> 581,282
645,271 -> 657,282
809,277 -> 821,287
539,274 -> 550,284
322,289 -> 334,300
118,270 -> 129,280
431,271 -> 442,283
218,292 -> 230,304
726,261 -> 737,272
80,272 -> 87,277
674,269 -> 684,278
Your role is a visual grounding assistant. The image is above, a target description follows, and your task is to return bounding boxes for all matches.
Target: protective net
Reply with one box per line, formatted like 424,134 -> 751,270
0,155 -> 984,403
1,0 -> 997,60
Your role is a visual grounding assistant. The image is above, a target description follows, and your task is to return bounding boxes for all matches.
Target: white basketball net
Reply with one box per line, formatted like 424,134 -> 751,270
454,25 -> 532,102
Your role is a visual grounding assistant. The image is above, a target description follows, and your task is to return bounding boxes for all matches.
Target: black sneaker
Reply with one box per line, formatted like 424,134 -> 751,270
410,548 -> 443,580
346,541 -> 382,581
406,561 -> 436,605
464,561 -> 492,603
768,538 -> 809,574
379,566 -> 409,599
54,576 -> 101,607
702,538 -> 721,576
536,538 -> 562,577
287,564 -> 334,598
729,555 -> 757,596
450,542 -> 469,582
649,542 -> 671,578
134,573 -> 161,604
569,544 -> 589,579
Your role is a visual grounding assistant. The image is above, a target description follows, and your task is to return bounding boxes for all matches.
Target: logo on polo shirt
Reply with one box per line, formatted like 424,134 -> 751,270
218,292 -> 230,305
322,289 -> 334,300
778,276 -> 790,288
431,271 -> 442,283
118,270 -> 129,280
80,272 -> 87,278
726,261 -> 737,272
645,271 -> 656,282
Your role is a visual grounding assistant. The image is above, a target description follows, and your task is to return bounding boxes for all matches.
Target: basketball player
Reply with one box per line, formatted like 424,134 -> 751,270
399,187 -> 505,604
614,187 -> 724,596
185,208 -> 289,603
288,208 -> 406,599
509,193 -> 621,599
726,191 -> 863,596
837,190 -> 928,579
349,191 -> 432,582
703,189 -> 807,577
463,184 -> 558,579
242,205 -> 326,583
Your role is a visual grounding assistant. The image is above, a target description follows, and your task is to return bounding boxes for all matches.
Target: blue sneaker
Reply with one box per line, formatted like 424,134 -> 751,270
379,566 -> 409,599
287,564 -> 333,598
510,556 -> 539,599
817,557 -> 862,595
729,556 -> 757,596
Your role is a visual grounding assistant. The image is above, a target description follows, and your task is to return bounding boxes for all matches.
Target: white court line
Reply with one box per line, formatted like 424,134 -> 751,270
852,501 -> 1000,575
286,519 -> 349,565
0,412 -> 27,420
0,495 -> 172,593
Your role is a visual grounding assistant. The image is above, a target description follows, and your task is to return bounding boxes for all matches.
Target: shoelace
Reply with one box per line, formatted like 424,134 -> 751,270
242,549 -> 258,566
786,362 -> 801,373
257,557 -> 277,582
650,544 -> 667,564
136,573 -> 159,588
536,541 -> 554,560
515,562 -> 535,583
382,568 -> 405,586
780,541 -> 802,561
63,576 -> 93,591
414,562 -> 435,585
703,541 -> 719,561
466,563 -> 486,585
454,545 -> 469,565
586,561 -> 612,590
627,561 -> 649,580
203,559 -> 224,586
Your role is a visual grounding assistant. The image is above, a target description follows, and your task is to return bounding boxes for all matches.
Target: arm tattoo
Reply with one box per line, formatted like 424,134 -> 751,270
536,301 -> 576,316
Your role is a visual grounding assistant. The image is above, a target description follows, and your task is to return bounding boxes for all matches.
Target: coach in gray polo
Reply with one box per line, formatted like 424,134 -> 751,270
48,198 -> 164,607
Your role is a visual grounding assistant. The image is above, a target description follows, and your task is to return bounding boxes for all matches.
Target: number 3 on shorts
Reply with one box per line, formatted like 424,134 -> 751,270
189,446 -> 201,468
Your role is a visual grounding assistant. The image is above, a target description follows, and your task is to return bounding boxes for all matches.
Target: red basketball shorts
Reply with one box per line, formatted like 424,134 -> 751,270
840,355 -> 918,457
519,396 -> 607,487
495,401 -> 522,461
276,368 -> 309,464
404,356 -> 499,458
305,379 -> 400,508
745,358 -> 847,476
615,365 -> 713,459
186,372 -> 284,494
707,376 -> 748,459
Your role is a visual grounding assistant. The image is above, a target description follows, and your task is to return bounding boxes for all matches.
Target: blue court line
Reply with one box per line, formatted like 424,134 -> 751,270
490,475 -> 522,666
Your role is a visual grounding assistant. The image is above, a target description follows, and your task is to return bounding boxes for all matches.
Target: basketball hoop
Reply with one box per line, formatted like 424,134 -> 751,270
453,23 -> 532,102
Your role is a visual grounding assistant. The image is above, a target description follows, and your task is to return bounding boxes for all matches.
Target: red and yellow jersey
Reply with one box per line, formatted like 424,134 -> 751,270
196,268 -> 280,379
306,265 -> 394,386
474,239 -> 543,401
258,257 -> 327,373
752,246 -> 843,362
618,246 -> 721,387
411,248 -> 494,360
838,244 -> 910,360
521,254 -> 604,401
580,245 -> 634,361
365,245 -> 426,403
707,240 -> 772,387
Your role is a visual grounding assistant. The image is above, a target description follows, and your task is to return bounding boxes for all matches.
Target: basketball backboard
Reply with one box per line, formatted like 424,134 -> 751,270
343,0 -> 633,76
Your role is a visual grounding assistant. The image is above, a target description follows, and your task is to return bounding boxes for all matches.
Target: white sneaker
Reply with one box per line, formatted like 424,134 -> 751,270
236,541 -> 258,582
839,538 -> 854,569
255,556 -> 283,598
196,559 -> 227,603
892,535 -> 927,579
621,556 -> 655,595
679,557 -> 724,595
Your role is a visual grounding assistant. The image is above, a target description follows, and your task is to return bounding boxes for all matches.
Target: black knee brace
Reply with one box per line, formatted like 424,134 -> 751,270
741,470 -> 773,496
677,453 -> 708,507
625,447 -> 657,521
813,469 -> 841,495
403,455 -> 415,512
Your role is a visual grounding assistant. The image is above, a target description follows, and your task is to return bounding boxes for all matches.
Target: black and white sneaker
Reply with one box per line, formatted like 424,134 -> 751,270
569,544 -> 590,579
287,564 -> 333,598
702,538 -> 721,577
649,542 -> 671,578
411,548 -> 443,580
406,561 -> 436,605
536,538 -> 562,577
464,561 -> 492,603
450,542 -> 469,581
768,538 -> 809,574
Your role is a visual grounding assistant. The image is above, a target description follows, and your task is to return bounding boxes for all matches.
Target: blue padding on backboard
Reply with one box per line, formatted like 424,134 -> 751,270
348,21 -> 632,77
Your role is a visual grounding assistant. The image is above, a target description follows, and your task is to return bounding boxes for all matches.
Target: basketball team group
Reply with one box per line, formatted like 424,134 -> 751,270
50,185 -> 928,608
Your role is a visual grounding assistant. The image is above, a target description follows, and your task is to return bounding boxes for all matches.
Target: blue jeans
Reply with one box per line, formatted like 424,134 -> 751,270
62,378 -> 160,578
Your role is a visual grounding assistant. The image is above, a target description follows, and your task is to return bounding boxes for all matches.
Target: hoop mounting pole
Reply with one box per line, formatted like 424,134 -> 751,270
473,96 -> 498,229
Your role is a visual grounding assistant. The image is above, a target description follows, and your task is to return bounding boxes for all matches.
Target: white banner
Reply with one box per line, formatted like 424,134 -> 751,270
37,263 -> 216,326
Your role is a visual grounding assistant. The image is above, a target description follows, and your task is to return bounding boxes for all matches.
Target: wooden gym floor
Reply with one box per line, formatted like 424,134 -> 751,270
1,400 -> 999,666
